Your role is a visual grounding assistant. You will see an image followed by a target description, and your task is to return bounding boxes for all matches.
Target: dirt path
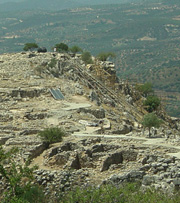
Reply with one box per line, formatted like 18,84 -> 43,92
73,132 -> 180,159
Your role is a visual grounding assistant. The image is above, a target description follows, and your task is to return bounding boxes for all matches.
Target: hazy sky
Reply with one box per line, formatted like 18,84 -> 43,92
0,0 -> 24,3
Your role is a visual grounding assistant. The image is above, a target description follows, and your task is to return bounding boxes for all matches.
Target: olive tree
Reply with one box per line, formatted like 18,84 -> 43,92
23,43 -> 38,51
54,43 -> 69,52
144,95 -> 161,112
142,113 -> 162,137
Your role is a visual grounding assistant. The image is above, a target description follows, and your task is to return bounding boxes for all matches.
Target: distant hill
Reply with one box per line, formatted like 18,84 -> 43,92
0,0 -> 80,11
0,0 -> 140,11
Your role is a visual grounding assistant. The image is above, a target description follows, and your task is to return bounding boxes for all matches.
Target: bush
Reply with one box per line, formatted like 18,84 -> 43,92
38,127 -> 66,145
142,113 -> 162,137
97,52 -> 116,61
58,182 -> 180,203
3,186 -> 47,203
70,45 -> 83,54
23,43 -> 38,51
144,95 -> 161,112
19,186 -> 47,203
55,43 -> 69,52
136,82 -> 154,97
81,51 -> 93,64
0,146 -> 45,203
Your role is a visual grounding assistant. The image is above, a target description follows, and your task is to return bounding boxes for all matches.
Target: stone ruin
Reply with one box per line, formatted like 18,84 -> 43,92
0,52 -> 180,198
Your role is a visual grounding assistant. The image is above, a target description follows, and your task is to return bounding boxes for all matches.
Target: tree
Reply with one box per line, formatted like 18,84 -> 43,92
81,51 -> 93,64
97,52 -> 116,61
38,127 -> 66,146
70,45 -> 83,54
142,113 -> 162,137
136,82 -> 154,97
144,95 -> 161,112
54,43 -> 69,52
23,43 -> 38,51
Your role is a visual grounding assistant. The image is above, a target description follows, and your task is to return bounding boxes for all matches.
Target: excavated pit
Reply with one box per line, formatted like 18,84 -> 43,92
42,139 -> 138,172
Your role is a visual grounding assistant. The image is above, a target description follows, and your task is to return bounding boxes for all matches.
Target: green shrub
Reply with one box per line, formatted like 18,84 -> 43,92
144,95 -> 161,112
58,182 -> 180,203
81,51 -> 93,64
70,45 -> 83,53
20,186 -> 47,203
3,186 -> 47,203
97,52 -> 116,61
55,43 -> 69,52
136,82 -> 154,97
38,127 -> 66,145
0,146 -> 44,203
142,113 -> 162,137
23,43 -> 38,51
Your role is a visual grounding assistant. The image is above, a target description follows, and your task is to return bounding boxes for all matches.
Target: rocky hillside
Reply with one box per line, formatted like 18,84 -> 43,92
0,51 -> 180,199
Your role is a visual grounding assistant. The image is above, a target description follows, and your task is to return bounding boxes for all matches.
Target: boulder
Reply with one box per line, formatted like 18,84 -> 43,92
68,153 -> 81,170
101,152 -> 123,171
92,144 -> 104,153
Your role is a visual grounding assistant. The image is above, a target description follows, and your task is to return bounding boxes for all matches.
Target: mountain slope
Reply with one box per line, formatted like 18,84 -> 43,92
0,0 -> 140,11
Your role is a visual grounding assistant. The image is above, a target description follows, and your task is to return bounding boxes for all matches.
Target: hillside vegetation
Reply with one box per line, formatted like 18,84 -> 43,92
0,0 -> 180,116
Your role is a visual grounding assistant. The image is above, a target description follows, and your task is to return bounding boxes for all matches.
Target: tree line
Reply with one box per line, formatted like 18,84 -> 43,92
23,42 -> 116,64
